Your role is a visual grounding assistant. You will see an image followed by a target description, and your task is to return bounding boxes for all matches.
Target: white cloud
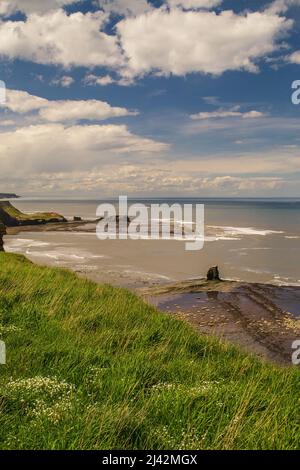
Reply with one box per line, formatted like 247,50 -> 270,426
0,10 -> 122,68
39,100 -> 138,122
117,8 -> 292,77
0,117 -> 298,195
0,119 -> 15,126
0,123 -> 169,180
4,89 -> 49,113
197,175 -> 284,192
83,73 -> 135,86
84,74 -> 116,86
99,0 -> 152,17
0,5 -> 293,79
0,136 -> 296,195
288,50 -> 300,63
191,108 -> 266,120
0,0 -> 78,16
2,89 -> 138,122
265,0 -> 300,14
167,0 -> 222,10
51,76 -> 75,87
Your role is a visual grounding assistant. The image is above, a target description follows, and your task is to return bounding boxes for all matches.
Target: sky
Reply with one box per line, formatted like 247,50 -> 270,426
0,0 -> 300,197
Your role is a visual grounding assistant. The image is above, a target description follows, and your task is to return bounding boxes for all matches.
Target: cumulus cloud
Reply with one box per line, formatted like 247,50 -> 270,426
288,50 -> 300,63
99,0 -> 152,17
167,0 -> 222,10
0,123 -> 169,180
191,108 -> 266,120
0,5 -> 293,79
84,74 -> 116,86
265,0 -> 300,14
0,116 -> 297,195
2,89 -> 138,122
51,76 -> 75,87
0,133 -> 296,195
0,10 -> 122,68
117,8 -> 292,77
0,0 -> 78,16
83,73 -> 134,86
39,100 -> 138,122
4,89 -> 48,113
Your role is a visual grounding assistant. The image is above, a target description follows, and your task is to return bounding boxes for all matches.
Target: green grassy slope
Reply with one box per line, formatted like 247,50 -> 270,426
0,253 -> 299,450
0,201 -> 66,226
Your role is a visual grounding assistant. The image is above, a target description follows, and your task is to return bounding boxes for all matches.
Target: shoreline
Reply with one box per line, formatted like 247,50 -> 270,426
4,221 -> 300,366
5,219 -> 300,287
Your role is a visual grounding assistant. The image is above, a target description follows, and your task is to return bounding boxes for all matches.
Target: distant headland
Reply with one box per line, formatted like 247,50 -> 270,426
0,193 -> 20,199
0,200 -> 66,227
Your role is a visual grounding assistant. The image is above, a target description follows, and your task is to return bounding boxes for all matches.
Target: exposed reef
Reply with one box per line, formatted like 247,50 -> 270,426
139,277 -> 300,365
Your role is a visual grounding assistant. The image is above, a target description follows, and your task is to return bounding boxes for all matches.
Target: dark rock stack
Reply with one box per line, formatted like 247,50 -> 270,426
207,266 -> 221,281
0,221 -> 6,252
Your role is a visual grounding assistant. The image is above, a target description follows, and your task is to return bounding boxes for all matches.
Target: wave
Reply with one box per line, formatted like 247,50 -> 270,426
272,275 -> 300,287
208,225 -> 284,237
5,238 -> 52,253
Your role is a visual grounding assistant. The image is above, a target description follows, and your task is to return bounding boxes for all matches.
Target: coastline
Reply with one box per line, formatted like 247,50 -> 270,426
4,220 -> 300,366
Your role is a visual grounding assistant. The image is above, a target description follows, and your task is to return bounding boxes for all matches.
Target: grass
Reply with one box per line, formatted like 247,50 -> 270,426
0,252 -> 299,450
0,203 -> 63,222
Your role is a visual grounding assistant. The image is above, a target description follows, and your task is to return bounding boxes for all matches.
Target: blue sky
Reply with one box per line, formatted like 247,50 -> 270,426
0,0 -> 300,197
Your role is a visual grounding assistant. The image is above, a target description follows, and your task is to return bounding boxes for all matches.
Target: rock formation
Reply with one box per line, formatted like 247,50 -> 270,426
0,201 -> 66,227
0,221 -> 6,252
207,266 -> 221,281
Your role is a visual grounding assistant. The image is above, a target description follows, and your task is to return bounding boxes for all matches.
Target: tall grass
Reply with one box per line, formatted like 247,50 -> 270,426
0,253 -> 299,450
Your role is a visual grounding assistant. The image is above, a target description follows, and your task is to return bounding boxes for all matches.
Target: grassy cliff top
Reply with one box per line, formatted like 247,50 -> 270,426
0,201 -> 66,226
0,253 -> 299,450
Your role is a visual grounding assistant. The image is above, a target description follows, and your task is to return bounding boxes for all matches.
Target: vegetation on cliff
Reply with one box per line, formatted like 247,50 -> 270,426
0,253 -> 299,450
0,201 -> 66,227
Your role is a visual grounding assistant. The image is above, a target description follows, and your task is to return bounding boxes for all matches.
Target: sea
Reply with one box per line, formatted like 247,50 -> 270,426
3,198 -> 300,288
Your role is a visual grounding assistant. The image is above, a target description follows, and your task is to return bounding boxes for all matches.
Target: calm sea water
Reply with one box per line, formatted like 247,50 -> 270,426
4,198 -> 300,287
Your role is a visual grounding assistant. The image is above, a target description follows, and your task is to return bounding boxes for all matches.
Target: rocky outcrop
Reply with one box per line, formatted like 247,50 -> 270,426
0,201 -> 66,227
0,221 -> 6,252
207,266 -> 221,281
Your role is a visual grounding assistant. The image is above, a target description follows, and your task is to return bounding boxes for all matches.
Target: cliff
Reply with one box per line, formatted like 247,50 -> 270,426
0,201 -> 66,227
0,221 -> 6,252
